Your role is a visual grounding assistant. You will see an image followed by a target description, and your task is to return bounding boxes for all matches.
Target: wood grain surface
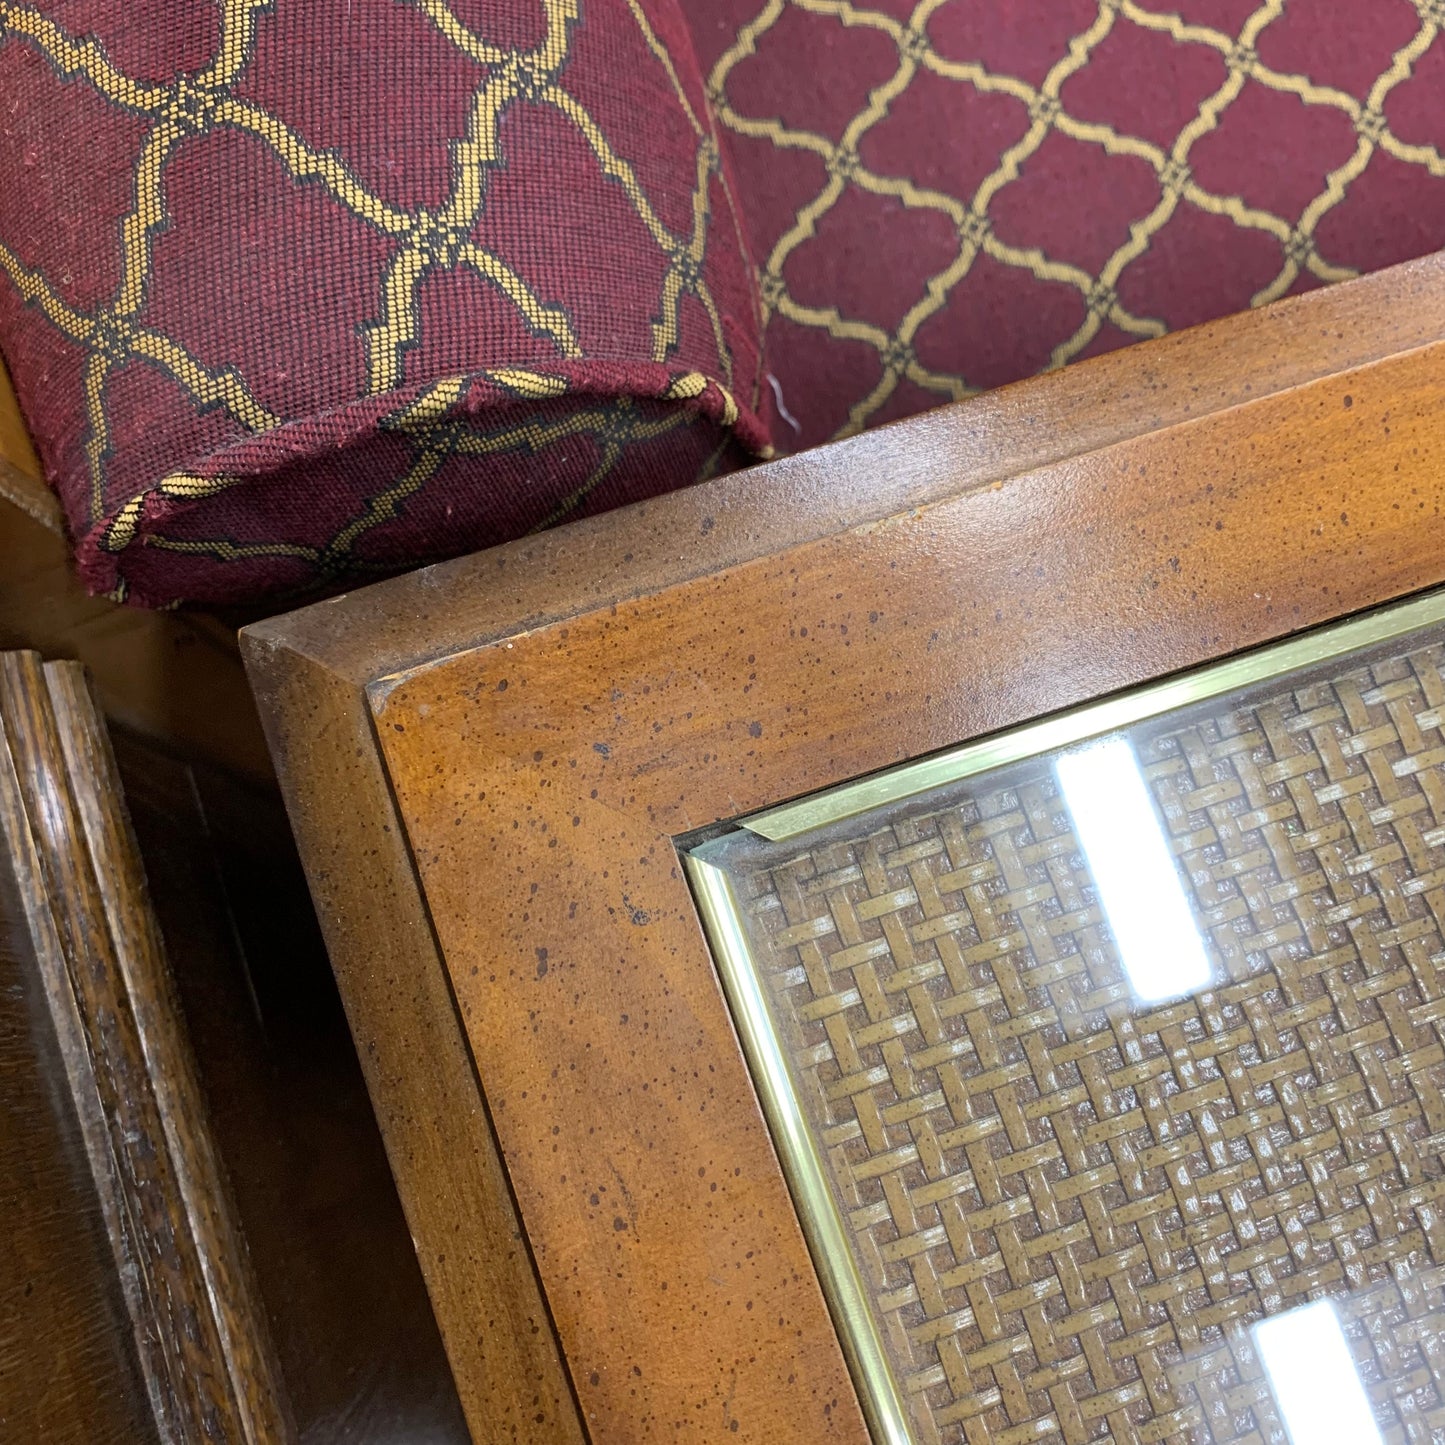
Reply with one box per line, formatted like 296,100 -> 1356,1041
110,725 -> 472,1445
0,801 -> 158,1445
245,250 -> 1445,1444
252,249 -> 1445,685
0,652 -> 293,1444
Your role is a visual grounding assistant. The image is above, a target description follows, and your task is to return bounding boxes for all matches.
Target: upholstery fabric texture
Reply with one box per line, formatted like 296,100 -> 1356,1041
686,0 -> 1445,448
0,0 -> 767,606
1,1 -> 1443,607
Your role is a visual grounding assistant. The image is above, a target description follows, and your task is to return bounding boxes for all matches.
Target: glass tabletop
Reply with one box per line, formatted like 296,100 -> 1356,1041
687,592 -> 1445,1445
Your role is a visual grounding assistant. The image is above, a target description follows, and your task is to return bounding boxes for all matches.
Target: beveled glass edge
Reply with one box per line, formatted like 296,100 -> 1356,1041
683,849 -> 915,1445
742,587 -> 1445,842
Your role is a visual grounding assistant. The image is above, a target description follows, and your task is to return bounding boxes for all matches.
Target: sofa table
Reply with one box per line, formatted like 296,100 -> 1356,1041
244,250 -> 1445,1445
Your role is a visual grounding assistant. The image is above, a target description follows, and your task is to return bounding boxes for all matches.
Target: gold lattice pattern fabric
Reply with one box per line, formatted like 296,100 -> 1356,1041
2,1 -> 1444,605
688,0 -> 1445,446
732,638 -> 1445,1442
0,0 -> 767,605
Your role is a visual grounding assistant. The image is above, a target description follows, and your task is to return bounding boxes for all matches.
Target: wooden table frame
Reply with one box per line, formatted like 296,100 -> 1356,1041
243,250 -> 1445,1445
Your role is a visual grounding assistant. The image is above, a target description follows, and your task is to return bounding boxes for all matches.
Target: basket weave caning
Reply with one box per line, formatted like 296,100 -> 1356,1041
730,639 -> 1445,1444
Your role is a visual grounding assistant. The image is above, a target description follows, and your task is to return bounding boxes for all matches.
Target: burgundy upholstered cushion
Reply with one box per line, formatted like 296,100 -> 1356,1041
686,0 -> 1445,449
1,1 -> 1443,607
0,0 -> 768,606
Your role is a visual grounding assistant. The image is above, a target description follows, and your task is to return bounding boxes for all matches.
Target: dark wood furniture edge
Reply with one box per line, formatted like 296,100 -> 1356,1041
0,354 -> 56,530
45,663 -> 292,1442
240,639 -> 588,1445
0,455 -> 63,531
0,652 -> 292,1444
245,250 -> 1445,687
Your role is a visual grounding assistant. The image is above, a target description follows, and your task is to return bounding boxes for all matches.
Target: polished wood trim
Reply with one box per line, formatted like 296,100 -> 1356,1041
366,334 -> 1445,1442
0,653 -> 293,1444
243,642 -> 587,1445
245,250 -> 1445,1444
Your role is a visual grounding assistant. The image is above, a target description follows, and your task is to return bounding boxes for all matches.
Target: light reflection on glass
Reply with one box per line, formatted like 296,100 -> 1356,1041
1252,1298 -> 1384,1445
1055,737 -> 1214,1005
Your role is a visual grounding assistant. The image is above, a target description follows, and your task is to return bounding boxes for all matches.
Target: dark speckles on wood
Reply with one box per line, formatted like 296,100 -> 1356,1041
243,634 -> 587,1444
244,254 -> 1445,1445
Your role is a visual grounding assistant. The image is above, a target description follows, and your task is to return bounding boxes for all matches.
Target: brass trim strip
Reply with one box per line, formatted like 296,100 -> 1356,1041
742,587 -> 1445,842
692,587 -> 1445,1442
683,849 -> 915,1445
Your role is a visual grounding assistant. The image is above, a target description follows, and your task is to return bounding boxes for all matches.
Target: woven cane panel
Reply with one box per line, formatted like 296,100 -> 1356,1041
729,638 -> 1445,1444
1181,1271 -> 1445,1445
